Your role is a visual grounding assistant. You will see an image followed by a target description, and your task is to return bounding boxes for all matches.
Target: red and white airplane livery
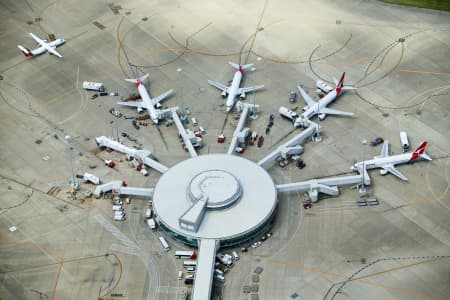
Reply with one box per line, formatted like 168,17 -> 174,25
18,33 -> 65,59
208,62 -> 264,112
295,72 -> 354,127
117,73 -> 173,124
352,140 -> 432,181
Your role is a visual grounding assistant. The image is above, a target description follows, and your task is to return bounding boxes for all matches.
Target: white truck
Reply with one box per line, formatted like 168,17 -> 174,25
400,131 -> 410,152
279,106 -> 299,123
83,81 -> 105,92
147,218 -> 156,231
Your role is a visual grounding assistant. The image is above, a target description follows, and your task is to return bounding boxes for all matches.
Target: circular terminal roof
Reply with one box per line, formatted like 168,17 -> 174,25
153,154 -> 277,240
188,170 -> 242,209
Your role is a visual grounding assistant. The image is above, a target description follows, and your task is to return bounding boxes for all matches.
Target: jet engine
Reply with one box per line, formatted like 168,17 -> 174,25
318,113 -> 326,121
137,107 -> 144,113
239,92 -> 246,99
221,91 -> 227,98
380,169 -> 388,176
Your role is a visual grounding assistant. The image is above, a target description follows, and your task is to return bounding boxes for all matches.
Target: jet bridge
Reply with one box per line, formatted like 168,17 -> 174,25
258,120 -> 318,167
276,173 -> 364,202
95,136 -> 168,173
94,181 -> 154,198
227,102 -> 259,155
191,239 -> 220,300
171,109 -> 198,158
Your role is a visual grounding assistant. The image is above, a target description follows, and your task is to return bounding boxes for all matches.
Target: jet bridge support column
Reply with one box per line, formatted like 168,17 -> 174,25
258,120 -> 317,167
171,109 -> 198,158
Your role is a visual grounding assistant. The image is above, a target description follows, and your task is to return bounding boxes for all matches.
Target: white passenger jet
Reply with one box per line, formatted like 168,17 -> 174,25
352,140 -> 432,181
208,62 -> 264,112
295,72 -> 354,127
117,74 -> 173,124
18,33 -> 65,58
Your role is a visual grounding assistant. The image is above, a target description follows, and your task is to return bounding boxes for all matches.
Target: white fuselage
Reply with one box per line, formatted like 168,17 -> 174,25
137,82 -> 159,124
226,71 -> 243,112
302,89 -> 339,120
355,153 -> 411,171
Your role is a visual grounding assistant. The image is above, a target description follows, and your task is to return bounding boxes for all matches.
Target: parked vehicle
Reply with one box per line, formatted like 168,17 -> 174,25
178,271 -> 183,280
175,251 -> 197,259
289,91 -> 297,103
104,160 -> 115,168
400,131 -> 410,152
112,205 -> 123,211
251,241 -> 262,248
232,251 -> 240,261
191,117 -> 198,126
371,137 -> 384,146
83,81 -> 104,92
91,93 -> 99,99
147,218 -> 156,231
159,236 -> 170,251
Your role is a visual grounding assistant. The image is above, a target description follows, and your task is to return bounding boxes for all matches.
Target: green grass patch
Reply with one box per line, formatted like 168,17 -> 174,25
380,0 -> 450,11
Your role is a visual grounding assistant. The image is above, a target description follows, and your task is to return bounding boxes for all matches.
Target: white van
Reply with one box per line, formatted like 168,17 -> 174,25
178,271 -> 183,280
147,218 -> 156,231
232,251 -> 240,261
215,274 -> 225,283
145,208 -> 152,219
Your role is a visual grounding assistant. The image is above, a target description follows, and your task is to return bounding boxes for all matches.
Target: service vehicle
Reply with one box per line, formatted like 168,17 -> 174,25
400,131 -> 410,152
183,260 -> 197,268
147,218 -> 156,231
251,241 -> 262,248
159,236 -> 170,251
175,251 -> 197,259
112,205 -> 123,211
83,81 -> 105,92
289,91 -> 297,103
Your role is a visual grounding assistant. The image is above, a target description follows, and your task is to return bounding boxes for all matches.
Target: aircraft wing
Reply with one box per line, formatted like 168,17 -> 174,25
380,140 -> 389,158
29,33 -> 45,45
117,101 -> 144,108
381,164 -> 408,181
207,80 -> 229,93
238,85 -> 264,94
151,89 -> 173,107
297,84 -> 317,108
47,47 -> 63,58
320,107 -> 354,117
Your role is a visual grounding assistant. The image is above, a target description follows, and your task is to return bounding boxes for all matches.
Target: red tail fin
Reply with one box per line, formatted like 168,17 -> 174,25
411,141 -> 427,160
18,45 -> 33,57
337,72 -> 345,88
335,72 -> 345,94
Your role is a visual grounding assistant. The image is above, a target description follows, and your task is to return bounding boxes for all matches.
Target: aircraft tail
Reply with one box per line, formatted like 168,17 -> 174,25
229,62 -> 253,72
18,45 -> 33,57
337,72 -> 345,88
410,141 -> 432,161
125,73 -> 149,84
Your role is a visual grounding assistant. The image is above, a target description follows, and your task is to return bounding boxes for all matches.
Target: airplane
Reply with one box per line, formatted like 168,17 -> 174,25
117,73 -> 173,124
208,62 -> 264,112
294,72 -> 354,127
18,33 -> 65,58
351,140 -> 432,181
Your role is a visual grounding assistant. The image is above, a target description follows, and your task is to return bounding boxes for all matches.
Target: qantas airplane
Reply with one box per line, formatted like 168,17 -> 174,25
117,73 -> 173,124
18,33 -> 65,58
295,72 -> 354,127
352,140 -> 432,181
208,62 -> 264,112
